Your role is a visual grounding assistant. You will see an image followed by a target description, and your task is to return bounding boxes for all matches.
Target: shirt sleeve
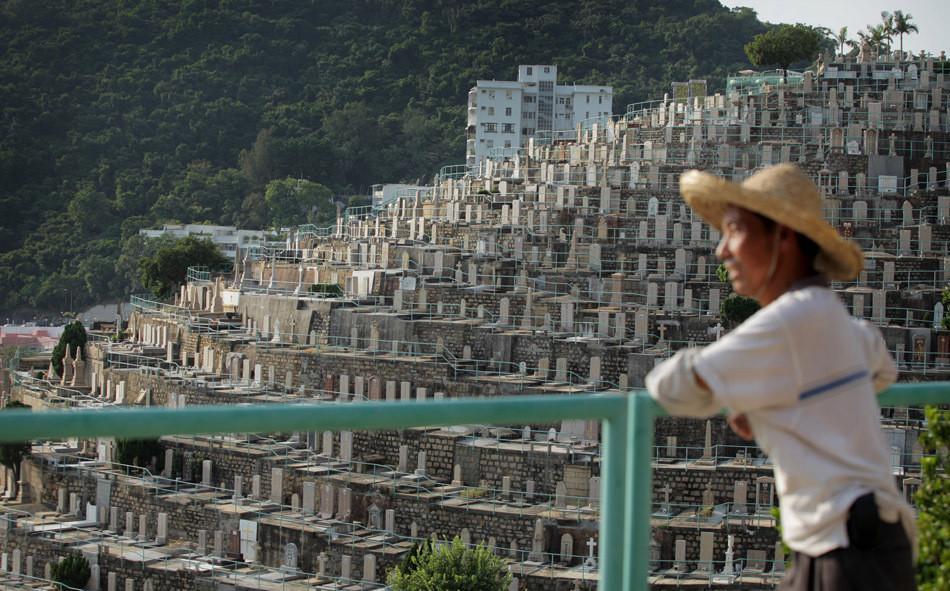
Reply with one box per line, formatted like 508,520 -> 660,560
691,308 -> 802,413
645,348 -> 722,418
852,318 -> 897,393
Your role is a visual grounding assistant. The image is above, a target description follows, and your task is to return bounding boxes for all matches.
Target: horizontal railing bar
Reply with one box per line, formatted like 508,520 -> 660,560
0,393 -> 629,443
1,383 -> 946,444
878,382 -> 950,407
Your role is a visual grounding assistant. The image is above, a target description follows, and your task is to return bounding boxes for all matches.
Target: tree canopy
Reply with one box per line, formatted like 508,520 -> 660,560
264,178 -> 335,229
138,236 -> 229,298
744,24 -> 825,77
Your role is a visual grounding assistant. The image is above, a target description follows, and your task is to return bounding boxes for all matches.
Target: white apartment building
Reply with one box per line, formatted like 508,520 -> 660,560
139,224 -> 267,259
466,65 -> 613,169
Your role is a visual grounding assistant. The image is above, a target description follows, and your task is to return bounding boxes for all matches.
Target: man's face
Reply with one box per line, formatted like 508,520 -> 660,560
715,206 -> 777,297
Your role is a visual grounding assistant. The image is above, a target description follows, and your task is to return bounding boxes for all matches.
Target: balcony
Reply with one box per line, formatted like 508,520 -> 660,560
0,384 -> 947,590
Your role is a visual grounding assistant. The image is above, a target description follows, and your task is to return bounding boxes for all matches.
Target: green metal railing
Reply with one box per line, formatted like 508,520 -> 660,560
1,383 -> 948,590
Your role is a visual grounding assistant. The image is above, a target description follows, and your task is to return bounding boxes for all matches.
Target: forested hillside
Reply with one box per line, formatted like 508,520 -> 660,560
0,0 -> 769,316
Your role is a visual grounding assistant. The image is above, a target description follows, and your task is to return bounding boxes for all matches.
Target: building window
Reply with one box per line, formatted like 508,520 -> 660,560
488,90 -> 495,99
482,122 -> 497,133
586,96 -> 590,103
599,96 -> 603,104
502,123 -> 515,133
488,107 -> 494,116
523,111 -> 535,120
523,95 -> 536,104
527,66 -> 533,75
506,90 -> 512,99
544,66 -> 550,73
486,140 -> 494,148
505,107 -> 512,116
504,140 -> 512,148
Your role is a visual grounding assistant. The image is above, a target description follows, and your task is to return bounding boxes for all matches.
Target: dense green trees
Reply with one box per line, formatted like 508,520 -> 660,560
138,236 -> 229,298
744,24 -> 825,81
0,0 -> 770,314
264,178 -> 335,229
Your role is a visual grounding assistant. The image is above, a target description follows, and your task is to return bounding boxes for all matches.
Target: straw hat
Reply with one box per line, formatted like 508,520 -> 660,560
679,164 -> 864,281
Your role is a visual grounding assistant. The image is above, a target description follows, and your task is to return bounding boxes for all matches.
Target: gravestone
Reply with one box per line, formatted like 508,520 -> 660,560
270,468 -> 283,504
282,543 -> 298,572
733,481 -> 748,514
696,531 -> 715,573
673,538 -> 686,572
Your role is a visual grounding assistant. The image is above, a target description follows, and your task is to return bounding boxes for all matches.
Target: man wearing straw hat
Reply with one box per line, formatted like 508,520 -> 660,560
645,164 -> 915,590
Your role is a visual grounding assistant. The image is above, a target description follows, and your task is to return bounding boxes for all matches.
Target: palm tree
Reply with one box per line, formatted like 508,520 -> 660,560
859,25 -> 888,57
879,11 -> 894,55
892,10 -> 919,60
835,26 -> 848,58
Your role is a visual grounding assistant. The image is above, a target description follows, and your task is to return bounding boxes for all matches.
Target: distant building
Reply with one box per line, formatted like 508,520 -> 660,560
466,65 -> 613,169
371,184 -> 431,208
139,224 -> 267,259
0,325 -> 65,350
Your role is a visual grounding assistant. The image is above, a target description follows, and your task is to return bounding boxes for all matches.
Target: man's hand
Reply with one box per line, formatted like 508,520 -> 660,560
728,413 -> 755,441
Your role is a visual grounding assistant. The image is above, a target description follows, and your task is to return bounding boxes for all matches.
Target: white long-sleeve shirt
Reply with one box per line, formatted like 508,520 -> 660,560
646,285 -> 914,556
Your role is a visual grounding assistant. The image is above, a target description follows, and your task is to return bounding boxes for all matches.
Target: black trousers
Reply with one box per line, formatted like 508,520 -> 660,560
780,494 -> 916,591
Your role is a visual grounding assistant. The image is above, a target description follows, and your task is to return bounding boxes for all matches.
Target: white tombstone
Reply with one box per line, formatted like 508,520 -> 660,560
270,468 -> 283,504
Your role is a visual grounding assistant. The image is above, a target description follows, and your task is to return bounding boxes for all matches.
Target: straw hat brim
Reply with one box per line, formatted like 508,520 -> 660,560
680,170 -> 864,281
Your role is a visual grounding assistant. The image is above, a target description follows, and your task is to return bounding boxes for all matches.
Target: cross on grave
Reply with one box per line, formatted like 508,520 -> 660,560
584,537 -> 598,569
657,324 -> 668,342
659,485 -> 672,515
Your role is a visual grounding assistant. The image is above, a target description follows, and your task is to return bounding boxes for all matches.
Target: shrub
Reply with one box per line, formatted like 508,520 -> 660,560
720,294 -> 760,327
51,553 -> 91,589
388,536 -> 511,591
916,406 -> 950,590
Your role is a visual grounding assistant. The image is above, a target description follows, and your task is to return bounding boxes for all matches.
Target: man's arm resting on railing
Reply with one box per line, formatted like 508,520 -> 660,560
644,348 -> 720,417
645,348 -> 755,440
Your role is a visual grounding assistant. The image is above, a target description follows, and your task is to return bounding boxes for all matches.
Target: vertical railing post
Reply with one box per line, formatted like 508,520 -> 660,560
599,396 -> 628,590
623,391 -> 655,590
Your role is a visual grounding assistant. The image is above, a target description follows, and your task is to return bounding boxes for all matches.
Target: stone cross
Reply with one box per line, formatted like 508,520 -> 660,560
584,537 -> 597,569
